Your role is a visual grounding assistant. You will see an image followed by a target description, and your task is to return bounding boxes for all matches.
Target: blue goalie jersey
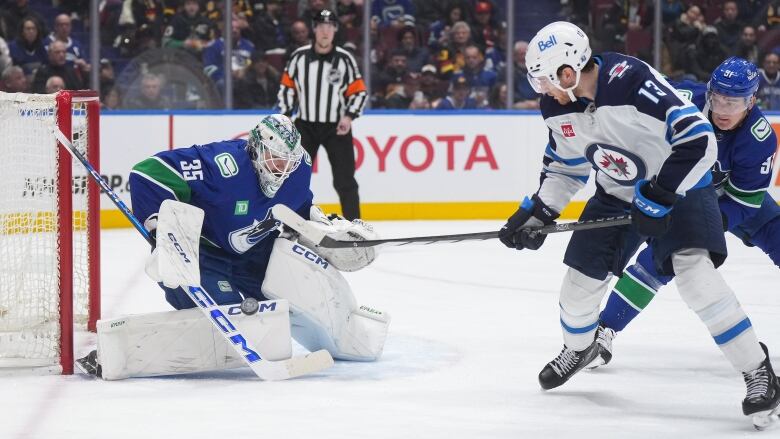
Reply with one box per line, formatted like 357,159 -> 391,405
129,139 -> 313,255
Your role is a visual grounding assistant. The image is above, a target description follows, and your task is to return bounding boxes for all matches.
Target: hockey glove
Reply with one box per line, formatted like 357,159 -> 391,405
631,178 -> 677,237
498,194 -> 559,250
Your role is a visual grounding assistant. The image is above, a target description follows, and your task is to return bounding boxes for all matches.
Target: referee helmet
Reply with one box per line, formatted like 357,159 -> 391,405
312,9 -> 338,27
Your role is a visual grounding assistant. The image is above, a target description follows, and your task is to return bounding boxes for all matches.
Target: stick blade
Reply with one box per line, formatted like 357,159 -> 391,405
252,349 -> 334,381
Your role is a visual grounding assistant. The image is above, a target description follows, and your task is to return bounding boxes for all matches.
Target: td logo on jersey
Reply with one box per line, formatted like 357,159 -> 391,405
585,143 -> 647,186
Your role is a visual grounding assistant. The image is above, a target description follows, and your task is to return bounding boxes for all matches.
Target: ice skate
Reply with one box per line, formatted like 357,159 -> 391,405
742,343 -> 780,430
586,323 -> 616,370
75,350 -> 102,378
539,339 -> 599,390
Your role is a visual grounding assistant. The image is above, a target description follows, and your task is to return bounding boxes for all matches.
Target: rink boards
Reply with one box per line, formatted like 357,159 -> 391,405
95,111 -> 780,227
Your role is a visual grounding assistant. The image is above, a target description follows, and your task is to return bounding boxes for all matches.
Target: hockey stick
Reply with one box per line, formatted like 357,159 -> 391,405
271,204 -> 632,249
55,130 -> 334,380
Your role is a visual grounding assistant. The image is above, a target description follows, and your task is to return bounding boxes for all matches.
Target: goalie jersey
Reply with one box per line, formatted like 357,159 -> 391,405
671,80 -> 779,234
129,139 -> 314,255
537,52 -> 716,213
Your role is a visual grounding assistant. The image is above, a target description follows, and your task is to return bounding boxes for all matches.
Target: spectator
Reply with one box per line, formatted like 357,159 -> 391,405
234,51 -> 280,108
384,74 -> 420,109
418,63 -> 445,104
285,19 -> 311,60
753,0 -> 780,33
45,75 -> 65,93
735,25 -> 760,64
336,0 -> 359,31
451,44 -> 497,107
471,1 -> 496,50
668,4 -> 706,71
31,40 -> 85,93
428,3 -> 465,50
684,26 -> 729,81
489,82 -> 507,109
162,0 -> 214,56
397,26 -> 429,73
0,0 -> 46,41
0,36 -> 10,74
714,1 -> 744,54
101,85 -> 121,110
435,75 -> 477,110
252,0 -> 288,52
436,21 -> 472,78
8,17 -> 47,76
758,52 -> 780,110
203,21 -> 255,89
485,22 -> 508,76
44,14 -> 90,75
375,48 -> 409,95
511,41 -> 539,109
0,65 -> 29,93
371,0 -> 415,29
662,0 -> 685,26
411,0 -> 444,30
123,73 -> 171,109
99,58 -> 116,91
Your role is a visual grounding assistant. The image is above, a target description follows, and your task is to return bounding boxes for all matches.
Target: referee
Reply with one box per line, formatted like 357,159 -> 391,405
277,9 -> 367,220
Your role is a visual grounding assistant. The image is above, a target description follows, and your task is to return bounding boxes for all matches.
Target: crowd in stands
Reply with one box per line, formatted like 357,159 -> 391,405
2,0 -> 780,111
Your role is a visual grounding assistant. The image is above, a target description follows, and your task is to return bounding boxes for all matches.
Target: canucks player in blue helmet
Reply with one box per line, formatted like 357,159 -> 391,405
76,114 -> 390,380
593,57 -> 780,426
503,21 -> 779,428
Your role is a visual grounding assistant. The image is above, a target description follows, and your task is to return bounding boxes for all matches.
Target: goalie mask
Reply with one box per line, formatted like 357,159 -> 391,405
247,114 -> 305,197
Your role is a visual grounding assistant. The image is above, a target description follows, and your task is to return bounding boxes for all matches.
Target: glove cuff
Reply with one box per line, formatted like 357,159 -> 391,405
530,194 -> 560,224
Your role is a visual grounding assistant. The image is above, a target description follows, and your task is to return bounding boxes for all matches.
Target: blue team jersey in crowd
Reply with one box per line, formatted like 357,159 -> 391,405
672,80 -> 780,233
129,139 -> 313,256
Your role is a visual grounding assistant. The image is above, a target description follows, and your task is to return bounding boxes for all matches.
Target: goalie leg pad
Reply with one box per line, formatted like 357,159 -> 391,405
96,300 -> 292,380
262,238 -> 390,361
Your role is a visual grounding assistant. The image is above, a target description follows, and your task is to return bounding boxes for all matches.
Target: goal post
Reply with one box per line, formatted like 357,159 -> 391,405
0,91 -> 101,375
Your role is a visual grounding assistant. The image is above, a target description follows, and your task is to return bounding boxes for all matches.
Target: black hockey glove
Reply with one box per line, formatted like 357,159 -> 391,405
499,194 -> 559,250
631,178 -> 677,237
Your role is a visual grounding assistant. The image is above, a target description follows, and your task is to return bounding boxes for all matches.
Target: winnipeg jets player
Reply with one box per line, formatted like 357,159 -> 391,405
593,58 -> 780,422
498,22 -> 780,425
77,114 -> 390,380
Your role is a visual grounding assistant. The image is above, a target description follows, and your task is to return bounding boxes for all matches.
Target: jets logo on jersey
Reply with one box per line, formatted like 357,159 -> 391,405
608,61 -> 631,83
561,122 -> 576,138
585,143 -> 647,186
228,209 -> 281,253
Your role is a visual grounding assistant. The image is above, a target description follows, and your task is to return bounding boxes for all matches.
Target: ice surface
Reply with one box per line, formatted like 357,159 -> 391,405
2,221 -> 778,439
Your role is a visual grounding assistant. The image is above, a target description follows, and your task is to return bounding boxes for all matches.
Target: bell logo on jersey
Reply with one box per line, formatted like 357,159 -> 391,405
585,143 -> 647,186
537,35 -> 557,51
561,122 -> 576,138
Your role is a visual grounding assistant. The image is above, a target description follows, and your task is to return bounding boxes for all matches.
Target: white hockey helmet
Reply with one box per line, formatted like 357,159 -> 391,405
526,21 -> 592,102
247,114 -> 305,197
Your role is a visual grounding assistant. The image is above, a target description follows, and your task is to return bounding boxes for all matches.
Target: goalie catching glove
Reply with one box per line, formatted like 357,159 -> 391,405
294,205 -> 380,271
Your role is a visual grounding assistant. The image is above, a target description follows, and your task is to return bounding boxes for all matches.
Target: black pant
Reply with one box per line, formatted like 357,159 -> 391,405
295,120 -> 361,219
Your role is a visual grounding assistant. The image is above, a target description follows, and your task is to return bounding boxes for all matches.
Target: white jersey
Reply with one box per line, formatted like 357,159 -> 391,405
537,52 -> 717,212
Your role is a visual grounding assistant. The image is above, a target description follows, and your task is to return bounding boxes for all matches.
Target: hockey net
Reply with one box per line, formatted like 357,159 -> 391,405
0,91 -> 101,374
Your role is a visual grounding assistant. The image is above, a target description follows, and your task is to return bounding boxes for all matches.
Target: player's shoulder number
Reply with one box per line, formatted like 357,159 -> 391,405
638,80 -> 667,104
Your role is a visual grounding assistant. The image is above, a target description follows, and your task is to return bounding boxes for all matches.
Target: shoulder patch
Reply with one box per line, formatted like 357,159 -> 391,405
677,89 -> 693,102
215,153 -> 239,177
751,118 -> 772,142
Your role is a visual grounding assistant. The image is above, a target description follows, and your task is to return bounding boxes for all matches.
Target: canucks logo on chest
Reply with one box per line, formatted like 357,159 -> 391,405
711,160 -> 730,191
228,209 -> 281,254
585,143 -> 647,186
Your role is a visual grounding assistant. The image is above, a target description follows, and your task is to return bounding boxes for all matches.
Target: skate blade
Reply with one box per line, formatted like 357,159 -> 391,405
585,356 -> 606,370
752,406 -> 780,431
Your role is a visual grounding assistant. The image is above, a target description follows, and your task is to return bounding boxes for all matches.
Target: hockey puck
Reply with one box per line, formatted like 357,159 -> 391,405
240,297 -> 259,315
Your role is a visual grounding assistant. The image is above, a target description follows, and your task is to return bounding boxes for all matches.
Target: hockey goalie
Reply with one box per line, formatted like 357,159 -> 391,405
76,114 -> 390,380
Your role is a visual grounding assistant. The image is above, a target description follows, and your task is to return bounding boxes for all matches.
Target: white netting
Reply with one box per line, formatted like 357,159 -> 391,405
0,93 -> 93,369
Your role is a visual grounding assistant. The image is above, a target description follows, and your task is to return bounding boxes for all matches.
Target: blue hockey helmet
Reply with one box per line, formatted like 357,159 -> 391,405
707,57 -> 759,115
708,56 -> 759,97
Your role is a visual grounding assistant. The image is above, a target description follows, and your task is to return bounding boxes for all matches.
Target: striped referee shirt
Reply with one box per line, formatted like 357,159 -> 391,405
277,44 -> 368,123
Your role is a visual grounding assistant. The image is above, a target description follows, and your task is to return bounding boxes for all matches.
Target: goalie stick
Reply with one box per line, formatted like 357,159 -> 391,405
55,130 -> 334,381
271,204 -> 632,248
